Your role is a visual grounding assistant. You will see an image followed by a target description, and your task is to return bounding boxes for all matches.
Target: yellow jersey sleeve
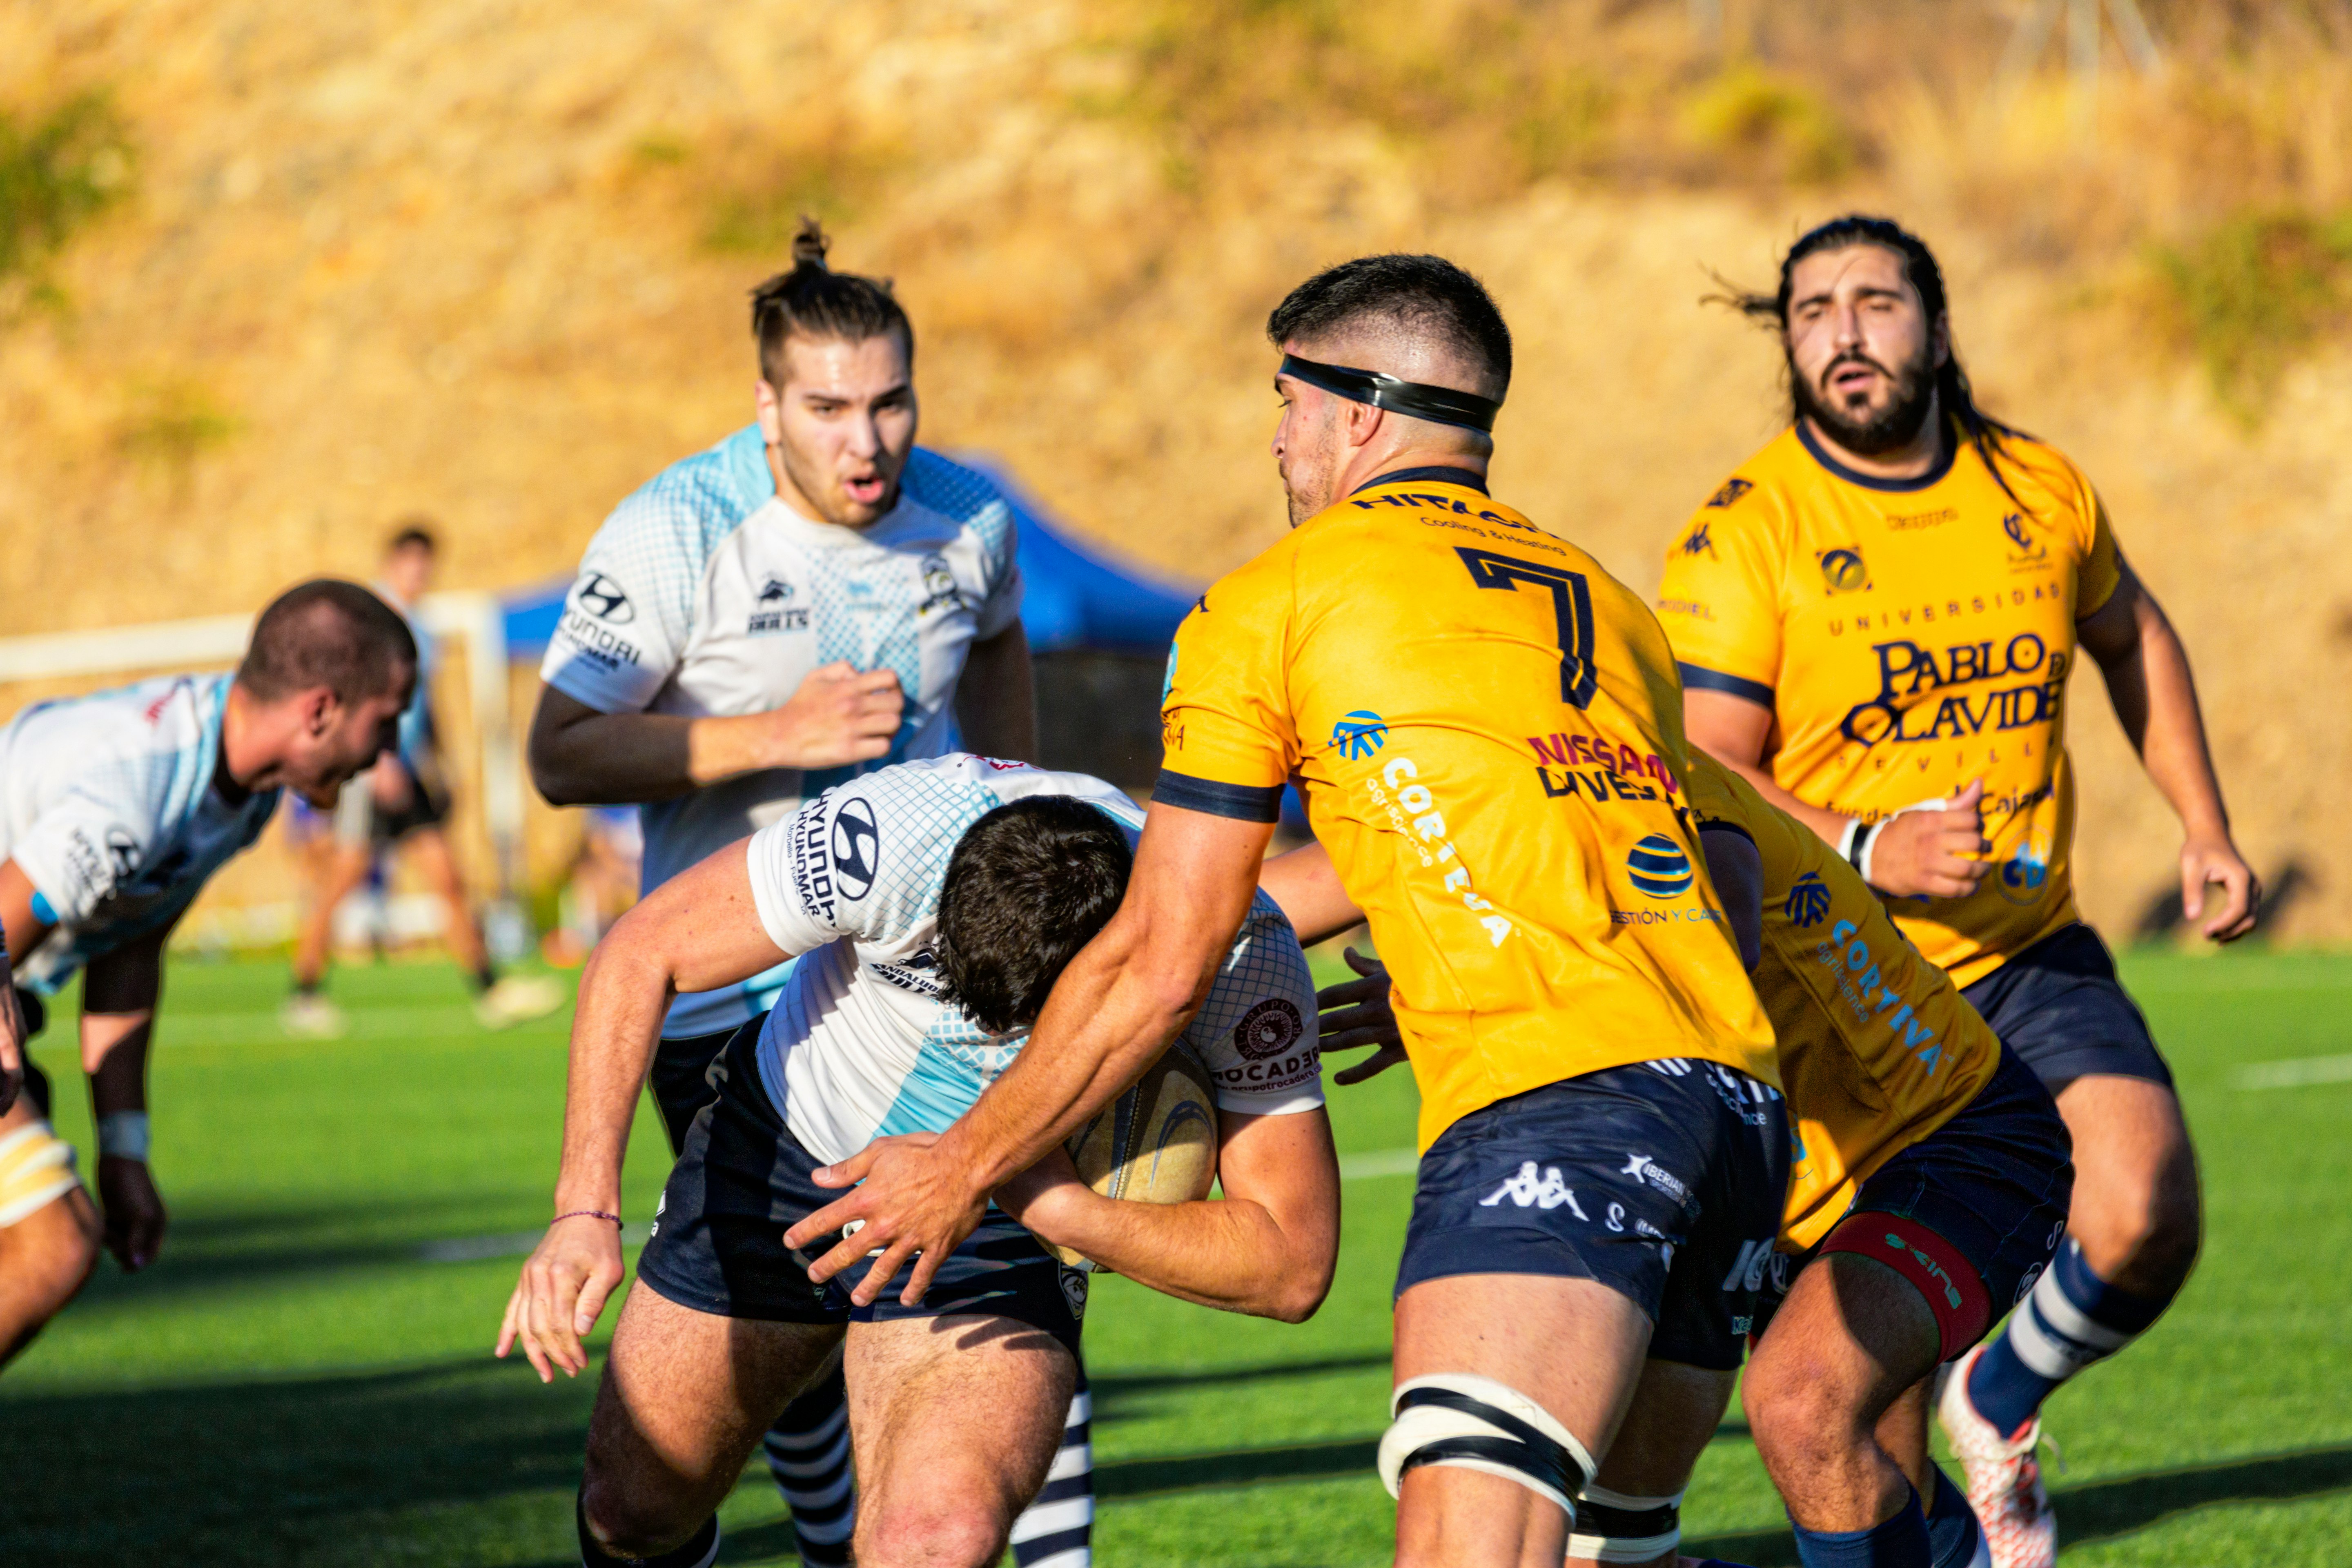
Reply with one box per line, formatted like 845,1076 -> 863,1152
1655,479 -> 1785,709
1156,550 -> 1298,822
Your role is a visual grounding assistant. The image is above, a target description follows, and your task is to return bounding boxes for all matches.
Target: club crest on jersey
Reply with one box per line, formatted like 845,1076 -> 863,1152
576,572 -> 633,623
917,552 -> 964,615
748,578 -> 808,635
1232,997 -> 1304,1061
2001,512 -> 2049,565
830,798 -> 880,900
1996,838 -> 2051,906
1816,547 -> 1871,595
1628,835 -> 1695,900
1330,710 -> 1388,760
1706,477 -> 1753,510
1784,870 -> 1832,927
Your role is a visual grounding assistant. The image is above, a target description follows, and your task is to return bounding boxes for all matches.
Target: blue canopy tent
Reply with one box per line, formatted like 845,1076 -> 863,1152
497,456 -> 1201,787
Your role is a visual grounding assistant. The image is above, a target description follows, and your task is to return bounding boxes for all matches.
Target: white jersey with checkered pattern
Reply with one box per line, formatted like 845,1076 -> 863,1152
742,755 -> 1324,1167
540,427 -> 1024,1038
0,674 -> 280,991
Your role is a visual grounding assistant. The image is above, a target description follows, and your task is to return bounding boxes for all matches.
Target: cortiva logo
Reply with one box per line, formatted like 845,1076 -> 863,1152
1706,478 -> 1753,509
1816,547 -> 1871,595
576,572 -> 633,623
1233,997 -> 1304,1061
1331,710 -> 1388,760
829,798 -> 880,900
1627,835 -> 1694,900
1784,870 -> 1831,928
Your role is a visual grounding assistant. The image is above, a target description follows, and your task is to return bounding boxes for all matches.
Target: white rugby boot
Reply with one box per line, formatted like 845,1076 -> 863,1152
1937,1342 -> 2057,1568
279,992 -> 347,1039
475,973 -> 565,1029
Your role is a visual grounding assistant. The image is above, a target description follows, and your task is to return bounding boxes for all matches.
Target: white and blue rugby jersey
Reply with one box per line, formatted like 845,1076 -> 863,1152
541,427 -> 1025,1038
742,755 -> 1324,1167
0,675 -> 280,991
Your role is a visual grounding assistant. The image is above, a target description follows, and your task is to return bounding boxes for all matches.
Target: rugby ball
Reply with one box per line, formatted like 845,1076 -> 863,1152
1045,1042 -> 1219,1269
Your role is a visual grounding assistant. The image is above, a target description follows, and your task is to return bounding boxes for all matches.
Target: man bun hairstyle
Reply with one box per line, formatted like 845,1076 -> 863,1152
1267,253 -> 1513,399
237,579 -> 418,704
934,796 -> 1134,1036
749,217 -> 914,386
1726,214 -> 2030,509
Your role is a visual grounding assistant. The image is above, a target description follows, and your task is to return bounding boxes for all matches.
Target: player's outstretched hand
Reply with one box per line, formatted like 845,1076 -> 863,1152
497,1215 -> 626,1383
794,1131 -> 986,1308
1317,947 -> 1408,1087
2182,832 -> 2261,943
1864,779 -> 1991,900
96,1156 -> 167,1272
771,662 -> 905,771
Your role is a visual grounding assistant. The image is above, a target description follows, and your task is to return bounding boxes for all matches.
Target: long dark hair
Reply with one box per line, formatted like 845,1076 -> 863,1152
1724,214 -> 2033,512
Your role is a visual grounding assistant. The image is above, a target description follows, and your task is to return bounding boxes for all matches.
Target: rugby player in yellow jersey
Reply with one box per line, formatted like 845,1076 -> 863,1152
1298,751 -> 2072,1568
783,255 -> 1786,1568
1656,215 -> 2256,1568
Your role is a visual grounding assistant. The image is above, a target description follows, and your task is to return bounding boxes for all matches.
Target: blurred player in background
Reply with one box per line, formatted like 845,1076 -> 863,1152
526,222 -> 1049,1566
283,525 -> 561,1036
0,582 -> 412,1370
1658,214 -> 2257,1568
499,756 -> 1334,1568
788,256 -> 1788,1568
539,806 -> 641,968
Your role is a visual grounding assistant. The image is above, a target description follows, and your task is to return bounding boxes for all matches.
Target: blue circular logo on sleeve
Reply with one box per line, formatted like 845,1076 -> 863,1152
1628,835 -> 1695,899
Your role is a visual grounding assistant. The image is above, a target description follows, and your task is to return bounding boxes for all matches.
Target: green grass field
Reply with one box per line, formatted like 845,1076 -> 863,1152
2,946 -> 2348,1565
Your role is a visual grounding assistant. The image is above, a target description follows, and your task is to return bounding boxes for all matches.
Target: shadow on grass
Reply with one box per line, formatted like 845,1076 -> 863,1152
0,1356 -> 592,1566
1686,1442 -> 2352,1565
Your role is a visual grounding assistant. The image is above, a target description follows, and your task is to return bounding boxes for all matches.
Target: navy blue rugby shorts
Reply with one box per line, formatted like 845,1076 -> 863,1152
1396,1058 -> 1790,1371
1962,922 -> 2172,1092
1758,1043 -> 2074,1362
634,1020 -> 1088,1356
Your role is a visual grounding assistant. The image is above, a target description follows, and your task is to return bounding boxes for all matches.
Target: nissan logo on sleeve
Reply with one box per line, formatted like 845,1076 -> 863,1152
830,798 -> 880,899
576,572 -> 634,623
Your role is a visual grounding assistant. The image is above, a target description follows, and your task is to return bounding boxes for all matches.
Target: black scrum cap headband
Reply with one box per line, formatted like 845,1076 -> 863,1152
1278,354 -> 1501,433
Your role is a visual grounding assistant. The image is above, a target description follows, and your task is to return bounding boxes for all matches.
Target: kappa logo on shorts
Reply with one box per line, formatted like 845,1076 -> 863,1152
576,572 -> 633,623
2014,1261 -> 2046,1305
1478,1162 -> 1588,1218
1233,997 -> 1304,1061
830,799 -> 880,900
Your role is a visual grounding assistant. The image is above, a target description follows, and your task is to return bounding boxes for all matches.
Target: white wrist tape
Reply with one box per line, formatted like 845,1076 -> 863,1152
97,1110 -> 150,1163
1855,818 -> 1886,886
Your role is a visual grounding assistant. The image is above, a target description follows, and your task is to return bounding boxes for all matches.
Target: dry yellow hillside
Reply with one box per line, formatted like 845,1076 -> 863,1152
2,0 -> 2350,940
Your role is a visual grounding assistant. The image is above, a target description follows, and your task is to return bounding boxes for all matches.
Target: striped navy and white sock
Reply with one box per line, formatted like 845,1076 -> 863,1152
1967,1236 -> 2179,1436
1009,1372 -> 1095,1568
762,1365 -> 855,1568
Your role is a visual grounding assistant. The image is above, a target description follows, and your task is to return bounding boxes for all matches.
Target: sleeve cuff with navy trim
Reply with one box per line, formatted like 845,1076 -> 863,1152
1676,662 -> 1775,709
1151,770 -> 1285,823
1695,817 -> 1756,848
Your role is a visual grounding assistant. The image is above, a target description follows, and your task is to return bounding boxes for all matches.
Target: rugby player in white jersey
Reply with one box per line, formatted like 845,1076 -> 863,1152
0,581 -> 414,1369
498,755 -> 1337,1568
527,220 -> 1048,1564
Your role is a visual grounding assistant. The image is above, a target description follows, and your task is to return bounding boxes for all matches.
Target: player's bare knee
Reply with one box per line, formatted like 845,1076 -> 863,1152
577,1470 -> 702,1561
1743,1350 -> 1869,1473
2078,1159 -> 2201,1294
7,1192 -> 102,1317
855,1490 -> 1008,1568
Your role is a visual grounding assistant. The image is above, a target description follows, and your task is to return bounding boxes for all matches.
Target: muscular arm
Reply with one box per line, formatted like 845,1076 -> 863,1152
953,621 -> 1038,762
526,668 -> 903,807
998,1106 -> 1341,1322
2076,563 -> 2258,940
498,840 -> 794,1379
788,802 -> 1276,1304
1684,690 -> 1844,840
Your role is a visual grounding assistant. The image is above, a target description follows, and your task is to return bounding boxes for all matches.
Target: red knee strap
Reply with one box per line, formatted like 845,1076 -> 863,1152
1820,1212 -> 1990,1362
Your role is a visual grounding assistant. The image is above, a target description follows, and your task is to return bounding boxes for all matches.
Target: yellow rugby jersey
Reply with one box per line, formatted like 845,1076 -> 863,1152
1158,467 -> 1778,1152
1685,753 -> 2000,1250
1657,422 -> 2123,988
